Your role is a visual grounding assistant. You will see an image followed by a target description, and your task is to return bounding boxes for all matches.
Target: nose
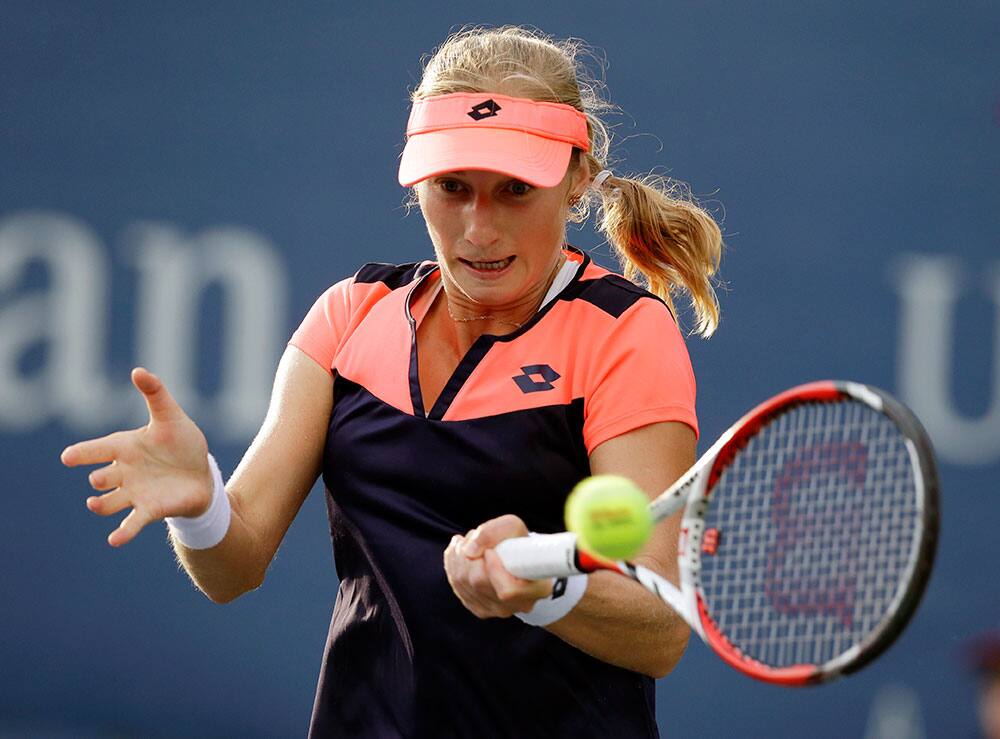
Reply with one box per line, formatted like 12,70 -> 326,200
462,193 -> 501,249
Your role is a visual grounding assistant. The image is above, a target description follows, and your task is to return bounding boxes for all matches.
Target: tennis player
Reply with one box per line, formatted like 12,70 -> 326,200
62,26 -> 723,737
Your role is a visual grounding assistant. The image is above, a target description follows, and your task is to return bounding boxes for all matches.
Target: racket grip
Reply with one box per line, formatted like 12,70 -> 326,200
495,532 -> 582,580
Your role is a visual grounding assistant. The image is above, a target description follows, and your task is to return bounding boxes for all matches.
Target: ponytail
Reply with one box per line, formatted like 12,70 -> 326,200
588,168 -> 722,337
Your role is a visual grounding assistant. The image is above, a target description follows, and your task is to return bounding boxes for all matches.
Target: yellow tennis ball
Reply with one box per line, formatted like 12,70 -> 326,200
564,475 -> 653,560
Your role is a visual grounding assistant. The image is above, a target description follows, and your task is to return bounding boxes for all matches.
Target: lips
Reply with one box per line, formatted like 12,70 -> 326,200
460,256 -> 515,271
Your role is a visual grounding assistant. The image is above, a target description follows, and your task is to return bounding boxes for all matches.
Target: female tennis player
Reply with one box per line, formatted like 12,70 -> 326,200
62,26 -> 722,737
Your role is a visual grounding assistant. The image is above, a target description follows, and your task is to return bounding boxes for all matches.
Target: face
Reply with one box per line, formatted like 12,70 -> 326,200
416,157 -> 588,313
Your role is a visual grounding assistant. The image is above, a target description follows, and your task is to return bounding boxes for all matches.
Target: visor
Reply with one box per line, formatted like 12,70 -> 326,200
398,92 -> 590,188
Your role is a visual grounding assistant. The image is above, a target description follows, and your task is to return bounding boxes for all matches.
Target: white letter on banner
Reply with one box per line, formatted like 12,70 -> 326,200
199,226 -> 287,436
0,212 -> 118,431
128,223 -> 286,440
892,254 -> 1000,466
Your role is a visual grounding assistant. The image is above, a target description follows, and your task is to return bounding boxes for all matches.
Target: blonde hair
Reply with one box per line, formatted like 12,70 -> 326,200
408,25 -> 723,337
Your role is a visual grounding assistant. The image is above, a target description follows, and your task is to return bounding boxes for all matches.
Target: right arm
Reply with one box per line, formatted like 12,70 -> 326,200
174,346 -> 333,603
62,346 -> 333,604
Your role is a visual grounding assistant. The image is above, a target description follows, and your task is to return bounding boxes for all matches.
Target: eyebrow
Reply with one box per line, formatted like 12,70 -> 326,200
437,172 -> 529,181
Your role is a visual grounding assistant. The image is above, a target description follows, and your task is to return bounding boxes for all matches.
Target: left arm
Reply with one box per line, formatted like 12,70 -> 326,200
443,420 -> 695,678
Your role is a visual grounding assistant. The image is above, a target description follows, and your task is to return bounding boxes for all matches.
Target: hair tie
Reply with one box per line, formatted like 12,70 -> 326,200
591,169 -> 614,190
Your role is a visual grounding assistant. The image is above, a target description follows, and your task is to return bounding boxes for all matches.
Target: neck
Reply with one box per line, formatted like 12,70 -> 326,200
438,251 -> 567,342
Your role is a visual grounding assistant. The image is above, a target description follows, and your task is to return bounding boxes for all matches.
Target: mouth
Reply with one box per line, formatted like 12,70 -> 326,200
460,256 -> 515,270
459,255 -> 516,278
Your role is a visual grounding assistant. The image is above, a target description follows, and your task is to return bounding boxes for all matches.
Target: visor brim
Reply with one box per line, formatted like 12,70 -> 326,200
398,127 -> 575,188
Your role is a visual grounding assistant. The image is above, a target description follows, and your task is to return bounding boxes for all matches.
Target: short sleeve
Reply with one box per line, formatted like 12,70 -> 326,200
583,298 -> 698,454
288,276 -> 354,373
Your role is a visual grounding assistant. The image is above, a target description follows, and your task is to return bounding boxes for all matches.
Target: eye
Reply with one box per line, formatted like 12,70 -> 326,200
438,179 -> 463,193
508,180 -> 532,196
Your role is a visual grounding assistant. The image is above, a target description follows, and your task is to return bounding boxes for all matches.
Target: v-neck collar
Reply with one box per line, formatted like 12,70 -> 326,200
404,246 -> 590,420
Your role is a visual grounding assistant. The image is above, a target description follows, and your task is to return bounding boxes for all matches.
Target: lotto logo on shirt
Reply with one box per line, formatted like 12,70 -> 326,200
512,364 -> 561,393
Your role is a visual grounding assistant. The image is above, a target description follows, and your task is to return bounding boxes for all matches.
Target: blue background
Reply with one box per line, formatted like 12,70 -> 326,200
2,2 -> 997,736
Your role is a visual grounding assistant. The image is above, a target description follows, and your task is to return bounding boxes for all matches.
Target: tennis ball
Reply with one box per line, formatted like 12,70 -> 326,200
564,475 -> 653,560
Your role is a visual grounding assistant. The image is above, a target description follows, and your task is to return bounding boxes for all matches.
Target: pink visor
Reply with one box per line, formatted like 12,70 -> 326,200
398,92 -> 590,188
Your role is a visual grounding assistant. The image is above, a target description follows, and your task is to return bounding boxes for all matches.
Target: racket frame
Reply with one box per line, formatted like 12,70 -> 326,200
672,380 -> 937,684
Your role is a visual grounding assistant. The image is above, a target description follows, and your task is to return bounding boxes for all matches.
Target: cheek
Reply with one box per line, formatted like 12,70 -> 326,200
523,202 -> 568,242
419,199 -> 453,245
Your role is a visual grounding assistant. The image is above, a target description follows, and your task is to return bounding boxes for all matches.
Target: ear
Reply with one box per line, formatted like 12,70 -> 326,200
566,150 -> 590,202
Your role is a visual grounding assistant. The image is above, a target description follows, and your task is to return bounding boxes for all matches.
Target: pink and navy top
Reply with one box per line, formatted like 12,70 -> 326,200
290,246 -> 697,738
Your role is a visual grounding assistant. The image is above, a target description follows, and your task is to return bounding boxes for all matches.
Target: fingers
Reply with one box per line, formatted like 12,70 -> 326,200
88,462 -> 122,492
88,478 -> 174,546
444,533 -> 547,618
86,486 -> 130,517
61,431 -> 130,467
461,514 -> 529,558
131,367 -> 182,423
445,539 -> 497,617
107,507 -> 153,548
484,548 -> 552,605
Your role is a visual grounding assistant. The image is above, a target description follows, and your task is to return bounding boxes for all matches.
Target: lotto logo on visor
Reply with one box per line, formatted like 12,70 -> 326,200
468,99 -> 502,120
398,92 -> 590,189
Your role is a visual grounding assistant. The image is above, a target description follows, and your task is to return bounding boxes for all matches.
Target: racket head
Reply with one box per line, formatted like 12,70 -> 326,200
682,381 -> 939,686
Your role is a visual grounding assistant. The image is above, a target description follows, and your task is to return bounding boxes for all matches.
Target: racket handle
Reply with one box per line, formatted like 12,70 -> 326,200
495,532 -> 582,580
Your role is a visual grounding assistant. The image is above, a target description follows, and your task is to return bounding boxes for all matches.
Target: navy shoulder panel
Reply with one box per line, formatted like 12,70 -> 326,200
354,261 -> 434,289
567,274 -> 670,319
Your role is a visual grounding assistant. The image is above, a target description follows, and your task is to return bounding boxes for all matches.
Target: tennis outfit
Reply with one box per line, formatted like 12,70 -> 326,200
290,246 -> 698,738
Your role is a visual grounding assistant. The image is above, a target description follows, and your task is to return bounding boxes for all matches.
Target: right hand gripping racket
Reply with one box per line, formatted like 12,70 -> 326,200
496,381 -> 939,686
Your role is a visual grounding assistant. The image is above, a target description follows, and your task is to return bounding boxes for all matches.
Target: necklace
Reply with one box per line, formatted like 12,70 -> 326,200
446,306 -> 523,329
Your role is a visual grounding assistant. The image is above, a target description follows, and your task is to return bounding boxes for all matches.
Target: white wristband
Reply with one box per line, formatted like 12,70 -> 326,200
515,574 -> 587,627
165,453 -> 231,550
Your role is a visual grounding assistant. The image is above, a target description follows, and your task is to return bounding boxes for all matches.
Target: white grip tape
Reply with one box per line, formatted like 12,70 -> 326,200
165,453 -> 232,550
495,531 -> 581,580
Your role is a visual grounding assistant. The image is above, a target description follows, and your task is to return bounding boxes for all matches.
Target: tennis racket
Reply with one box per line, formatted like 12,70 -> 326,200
496,380 -> 939,686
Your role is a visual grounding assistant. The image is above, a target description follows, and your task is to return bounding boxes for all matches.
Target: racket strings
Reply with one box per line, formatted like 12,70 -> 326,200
698,399 -> 919,669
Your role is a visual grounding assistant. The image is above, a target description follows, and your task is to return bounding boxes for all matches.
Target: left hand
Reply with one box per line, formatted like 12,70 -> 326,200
444,514 -> 553,619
